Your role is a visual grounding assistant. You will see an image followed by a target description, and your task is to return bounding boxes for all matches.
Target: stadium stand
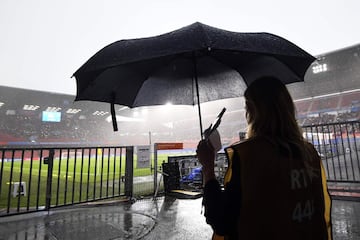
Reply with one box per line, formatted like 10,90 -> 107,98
294,100 -> 312,115
308,95 -> 340,113
340,91 -> 360,108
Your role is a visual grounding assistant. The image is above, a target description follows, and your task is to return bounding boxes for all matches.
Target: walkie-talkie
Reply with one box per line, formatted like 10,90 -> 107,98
204,107 -> 226,140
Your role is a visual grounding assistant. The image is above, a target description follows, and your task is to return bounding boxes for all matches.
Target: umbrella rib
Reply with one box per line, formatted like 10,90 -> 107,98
207,49 -> 313,80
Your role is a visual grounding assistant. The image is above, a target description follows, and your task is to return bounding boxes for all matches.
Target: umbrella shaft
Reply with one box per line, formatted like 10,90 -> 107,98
192,52 -> 203,140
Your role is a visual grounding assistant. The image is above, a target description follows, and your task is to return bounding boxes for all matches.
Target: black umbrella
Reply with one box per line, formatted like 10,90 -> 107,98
73,22 -> 315,138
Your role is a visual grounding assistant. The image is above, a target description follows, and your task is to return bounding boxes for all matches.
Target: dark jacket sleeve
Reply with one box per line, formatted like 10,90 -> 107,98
203,179 -> 227,235
203,149 -> 242,237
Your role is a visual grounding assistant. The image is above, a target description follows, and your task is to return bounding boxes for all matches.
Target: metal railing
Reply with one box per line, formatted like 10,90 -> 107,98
302,121 -> 360,183
0,146 -> 134,217
0,121 -> 359,217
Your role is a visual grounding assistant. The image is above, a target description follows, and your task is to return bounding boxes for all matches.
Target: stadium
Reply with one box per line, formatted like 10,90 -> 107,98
0,42 -> 360,240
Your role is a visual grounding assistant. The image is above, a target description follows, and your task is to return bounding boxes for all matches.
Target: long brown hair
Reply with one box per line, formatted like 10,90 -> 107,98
244,76 -> 311,160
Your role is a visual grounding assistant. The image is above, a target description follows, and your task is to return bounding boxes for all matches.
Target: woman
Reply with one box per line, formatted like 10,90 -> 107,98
197,76 -> 332,239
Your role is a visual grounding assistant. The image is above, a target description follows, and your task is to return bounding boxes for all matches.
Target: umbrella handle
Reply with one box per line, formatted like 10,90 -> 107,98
111,102 -> 118,132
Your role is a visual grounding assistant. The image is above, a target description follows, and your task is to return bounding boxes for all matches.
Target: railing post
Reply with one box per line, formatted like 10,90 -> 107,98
154,143 -> 158,195
125,146 -> 134,198
45,149 -> 54,210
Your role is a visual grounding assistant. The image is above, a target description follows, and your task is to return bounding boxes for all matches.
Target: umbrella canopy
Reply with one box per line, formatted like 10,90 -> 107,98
73,22 -> 316,136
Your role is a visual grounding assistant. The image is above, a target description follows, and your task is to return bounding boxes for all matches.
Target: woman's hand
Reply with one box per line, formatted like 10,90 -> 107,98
197,140 -> 216,183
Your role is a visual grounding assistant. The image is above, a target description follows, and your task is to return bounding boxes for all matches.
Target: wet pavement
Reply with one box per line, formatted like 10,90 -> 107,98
0,196 -> 359,240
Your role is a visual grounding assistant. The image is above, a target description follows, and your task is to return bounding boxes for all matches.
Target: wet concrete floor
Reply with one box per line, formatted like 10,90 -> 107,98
0,197 -> 359,240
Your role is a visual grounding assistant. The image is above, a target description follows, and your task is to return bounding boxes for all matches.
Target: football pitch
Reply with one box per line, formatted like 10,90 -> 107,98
0,154 -> 169,210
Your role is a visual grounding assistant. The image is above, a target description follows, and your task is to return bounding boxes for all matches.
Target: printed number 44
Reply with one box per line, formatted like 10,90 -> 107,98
292,199 -> 314,223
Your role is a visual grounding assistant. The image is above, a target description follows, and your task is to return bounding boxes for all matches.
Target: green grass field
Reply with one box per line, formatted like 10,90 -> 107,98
0,153 -> 171,210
